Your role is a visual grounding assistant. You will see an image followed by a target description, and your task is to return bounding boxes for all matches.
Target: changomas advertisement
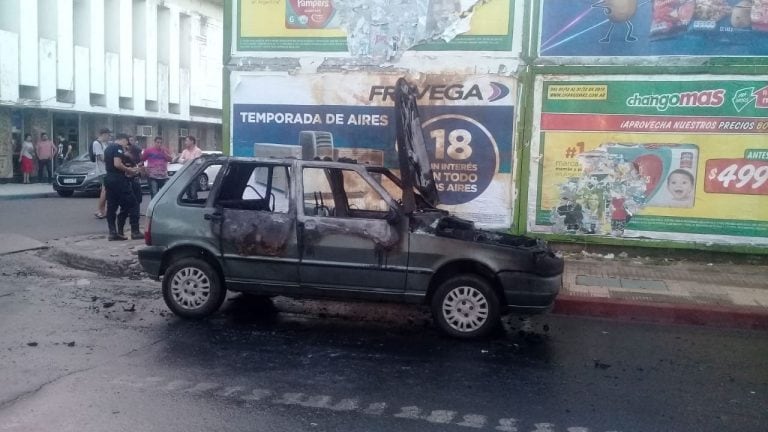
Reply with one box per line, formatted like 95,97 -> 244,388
528,75 -> 768,245
230,73 -> 517,227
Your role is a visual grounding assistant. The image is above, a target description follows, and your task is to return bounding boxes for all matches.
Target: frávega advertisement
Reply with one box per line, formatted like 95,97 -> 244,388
230,72 -> 517,228
528,75 -> 768,245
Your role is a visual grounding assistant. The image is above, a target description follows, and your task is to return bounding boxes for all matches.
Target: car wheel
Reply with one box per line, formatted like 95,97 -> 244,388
197,173 -> 209,191
56,190 -> 74,197
431,274 -> 500,339
162,257 -> 225,319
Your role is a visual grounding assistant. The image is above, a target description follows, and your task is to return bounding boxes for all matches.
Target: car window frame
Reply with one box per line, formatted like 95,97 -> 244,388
176,158 -> 225,208
211,160 -> 293,214
297,161 -> 397,221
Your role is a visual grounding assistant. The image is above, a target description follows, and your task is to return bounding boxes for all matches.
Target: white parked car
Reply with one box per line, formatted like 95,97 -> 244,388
167,150 -> 222,191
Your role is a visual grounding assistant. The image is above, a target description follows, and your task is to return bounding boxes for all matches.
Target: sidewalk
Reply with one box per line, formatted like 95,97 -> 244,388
554,251 -> 768,329
17,233 -> 764,331
0,182 -> 56,200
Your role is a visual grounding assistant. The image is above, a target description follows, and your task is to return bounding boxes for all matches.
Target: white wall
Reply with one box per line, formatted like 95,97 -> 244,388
0,0 -> 221,124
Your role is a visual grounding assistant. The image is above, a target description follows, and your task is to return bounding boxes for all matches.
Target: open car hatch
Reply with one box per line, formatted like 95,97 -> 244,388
394,77 -> 440,213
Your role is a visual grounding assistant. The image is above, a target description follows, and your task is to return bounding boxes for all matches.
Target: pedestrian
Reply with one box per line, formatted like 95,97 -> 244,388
103,133 -> 141,241
177,135 -> 202,163
92,128 -> 110,219
19,133 -> 35,184
125,135 -> 143,207
141,136 -> 173,199
64,140 -> 74,161
35,132 -> 57,183
55,134 -> 72,169
56,135 -> 65,170
177,135 -> 203,200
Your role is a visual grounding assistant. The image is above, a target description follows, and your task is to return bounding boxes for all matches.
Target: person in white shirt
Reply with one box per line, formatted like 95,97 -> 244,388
177,136 -> 203,163
92,128 -> 110,219
19,134 -> 35,184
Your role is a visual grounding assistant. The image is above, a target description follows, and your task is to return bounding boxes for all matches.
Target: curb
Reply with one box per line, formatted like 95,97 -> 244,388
39,243 -> 768,332
46,246 -> 144,278
0,192 -> 56,200
553,295 -> 768,331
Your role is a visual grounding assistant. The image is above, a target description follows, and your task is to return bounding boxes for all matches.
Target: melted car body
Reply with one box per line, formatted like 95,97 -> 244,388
139,79 -> 563,338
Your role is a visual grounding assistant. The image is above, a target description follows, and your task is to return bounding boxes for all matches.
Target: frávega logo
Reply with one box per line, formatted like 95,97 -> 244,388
626,89 -> 726,111
369,82 -> 510,102
488,82 -> 510,102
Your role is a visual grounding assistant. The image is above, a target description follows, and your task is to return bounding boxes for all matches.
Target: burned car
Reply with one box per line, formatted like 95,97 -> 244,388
138,78 -> 563,339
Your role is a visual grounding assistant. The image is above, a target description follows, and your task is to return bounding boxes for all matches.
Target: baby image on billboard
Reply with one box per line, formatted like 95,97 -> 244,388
606,143 -> 699,208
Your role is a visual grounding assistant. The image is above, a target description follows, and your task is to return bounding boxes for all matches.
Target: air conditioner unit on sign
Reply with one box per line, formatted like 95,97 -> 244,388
137,125 -> 153,137
179,128 -> 189,138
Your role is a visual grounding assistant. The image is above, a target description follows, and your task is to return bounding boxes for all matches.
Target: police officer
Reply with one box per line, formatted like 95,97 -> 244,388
104,133 -> 141,241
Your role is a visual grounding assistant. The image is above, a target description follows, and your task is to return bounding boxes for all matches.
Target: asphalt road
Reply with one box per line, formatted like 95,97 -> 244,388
0,251 -> 766,432
0,195 -> 150,241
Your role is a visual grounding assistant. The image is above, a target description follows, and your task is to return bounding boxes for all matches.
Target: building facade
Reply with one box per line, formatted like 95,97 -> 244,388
0,0 -> 223,181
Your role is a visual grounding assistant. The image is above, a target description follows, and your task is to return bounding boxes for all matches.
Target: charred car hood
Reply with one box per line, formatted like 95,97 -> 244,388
394,78 -> 440,213
414,212 -> 564,277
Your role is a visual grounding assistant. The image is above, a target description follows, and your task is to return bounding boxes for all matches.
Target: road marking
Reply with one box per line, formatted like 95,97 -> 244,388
112,375 -> 620,432
184,382 -> 221,394
457,414 -> 487,428
241,389 -> 273,401
330,398 -> 359,411
393,406 -> 422,420
301,395 -> 333,408
161,380 -> 193,391
363,402 -> 388,415
218,386 -> 246,397
424,410 -> 457,424
495,418 -> 519,431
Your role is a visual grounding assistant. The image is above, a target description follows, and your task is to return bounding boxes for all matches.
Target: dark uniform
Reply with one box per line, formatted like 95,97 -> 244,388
104,143 -> 140,239
125,143 -> 143,206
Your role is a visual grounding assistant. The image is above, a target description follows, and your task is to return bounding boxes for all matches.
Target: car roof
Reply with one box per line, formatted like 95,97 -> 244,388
208,155 -> 369,171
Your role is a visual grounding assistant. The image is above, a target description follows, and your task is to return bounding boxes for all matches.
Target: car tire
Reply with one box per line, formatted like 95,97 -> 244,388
162,257 -> 225,319
56,190 -> 74,197
431,274 -> 500,339
197,173 -> 209,191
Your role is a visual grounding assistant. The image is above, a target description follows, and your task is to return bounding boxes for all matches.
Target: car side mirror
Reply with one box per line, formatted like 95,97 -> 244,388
385,207 -> 400,225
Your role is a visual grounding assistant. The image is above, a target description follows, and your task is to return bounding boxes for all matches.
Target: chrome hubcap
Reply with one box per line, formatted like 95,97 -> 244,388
170,267 -> 211,310
442,286 -> 489,333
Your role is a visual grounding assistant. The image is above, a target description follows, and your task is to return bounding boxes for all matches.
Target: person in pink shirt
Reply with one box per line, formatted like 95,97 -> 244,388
177,136 -> 203,163
141,136 -> 173,198
35,132 -> 57,184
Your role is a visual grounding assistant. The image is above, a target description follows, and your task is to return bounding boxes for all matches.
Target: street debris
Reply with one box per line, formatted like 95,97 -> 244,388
593,360 -> 611,370
66,341 -> 76,347
26,342 -> 38,347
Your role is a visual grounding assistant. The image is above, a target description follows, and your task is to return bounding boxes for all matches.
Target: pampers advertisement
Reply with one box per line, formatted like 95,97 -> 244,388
235,0 -> 515,53
528,75 -> 768,245
538,0 -> 768,57
230,72 -> 517,228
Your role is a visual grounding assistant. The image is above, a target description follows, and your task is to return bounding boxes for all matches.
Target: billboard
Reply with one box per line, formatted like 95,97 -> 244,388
230,72 -> 517,227
528,75 -> 768,244
538,0 -> 768,58
233,0 -> 515,54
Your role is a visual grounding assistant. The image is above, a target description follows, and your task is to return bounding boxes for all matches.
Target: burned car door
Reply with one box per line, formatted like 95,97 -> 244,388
297,164 -> 408,297
213,161 -> 299,290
